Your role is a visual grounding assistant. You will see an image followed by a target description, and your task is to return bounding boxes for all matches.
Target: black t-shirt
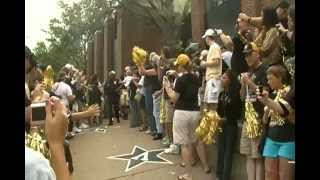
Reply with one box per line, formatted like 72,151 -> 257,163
88,83 -> 102,105
174,73 -> 201,111
268,83 -> 295,142
104,79 -> 121,103
217,89 -> 243,125
268,121 -> 295,142
128,80 -> 137,100
231,34 -> 249,77
249,63 -> 269,118
143,64 -> 161,94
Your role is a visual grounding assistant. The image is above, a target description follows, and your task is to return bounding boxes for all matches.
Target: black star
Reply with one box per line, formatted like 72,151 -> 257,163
107,145 -> 173,172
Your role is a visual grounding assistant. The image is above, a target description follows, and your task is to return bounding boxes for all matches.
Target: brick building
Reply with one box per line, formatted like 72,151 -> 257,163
88,0 -> 294,81
86,0 -> 294,179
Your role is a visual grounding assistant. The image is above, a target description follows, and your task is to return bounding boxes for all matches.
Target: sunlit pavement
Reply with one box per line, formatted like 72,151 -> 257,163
70,119 -> 214,180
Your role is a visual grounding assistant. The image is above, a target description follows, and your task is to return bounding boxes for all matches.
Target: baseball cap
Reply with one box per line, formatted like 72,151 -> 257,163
65,64 -> 72,69
243,42 -> 259,54
174,54 -> 190,66
202,29 -> 216,39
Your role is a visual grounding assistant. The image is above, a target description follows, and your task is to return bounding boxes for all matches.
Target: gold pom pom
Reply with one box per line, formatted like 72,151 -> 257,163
26,130 -> 50,159
195,110 -> 222,144
244,102 -> 263,139
43,65 -> 54,92
132,46 -> 147,65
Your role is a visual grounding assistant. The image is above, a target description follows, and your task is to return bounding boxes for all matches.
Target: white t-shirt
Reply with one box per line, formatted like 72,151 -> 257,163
52,81 -> 73,106
222,51 -> 232,69
206,42 -> 222,80
25,146 -> 56,180
123,76 -> 133,88
137,76 -> 145,95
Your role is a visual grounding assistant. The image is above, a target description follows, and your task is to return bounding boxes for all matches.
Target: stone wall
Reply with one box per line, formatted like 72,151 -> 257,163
114,9 -> 165,77
103,17 -> 115,81
93,31 -> 104,82
86,41 -> 94,78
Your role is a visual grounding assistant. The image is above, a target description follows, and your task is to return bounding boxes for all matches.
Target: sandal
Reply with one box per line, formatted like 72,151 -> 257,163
204,167 -> 211,174
180,162 -> 196,167
177,174 -> 192,180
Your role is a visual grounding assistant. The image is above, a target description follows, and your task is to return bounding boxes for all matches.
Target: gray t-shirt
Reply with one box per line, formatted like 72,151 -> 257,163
25,146 -> 56,180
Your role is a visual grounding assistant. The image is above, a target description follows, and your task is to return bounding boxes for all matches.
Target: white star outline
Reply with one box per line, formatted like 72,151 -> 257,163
106,145 -> 174,172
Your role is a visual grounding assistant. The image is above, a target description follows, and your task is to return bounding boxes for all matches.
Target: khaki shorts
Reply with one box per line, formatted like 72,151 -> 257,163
173,110 -> 200,145
203,79 -> 221,104
240,122 -> 262,158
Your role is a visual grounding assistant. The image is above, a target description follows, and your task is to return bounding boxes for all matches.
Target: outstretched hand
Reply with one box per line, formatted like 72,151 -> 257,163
87,104 -> 101,117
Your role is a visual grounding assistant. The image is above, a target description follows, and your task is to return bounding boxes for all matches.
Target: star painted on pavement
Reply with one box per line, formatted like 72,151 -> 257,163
107,145 -> 173,172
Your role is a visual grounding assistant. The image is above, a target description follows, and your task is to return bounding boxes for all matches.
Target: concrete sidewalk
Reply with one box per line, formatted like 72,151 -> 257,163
70,119 -> 215,180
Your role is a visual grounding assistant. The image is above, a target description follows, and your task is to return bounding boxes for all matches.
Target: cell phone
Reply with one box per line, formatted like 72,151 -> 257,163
30,102 -> 46,125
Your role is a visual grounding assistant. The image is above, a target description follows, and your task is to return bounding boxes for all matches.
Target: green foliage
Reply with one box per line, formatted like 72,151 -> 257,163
32,0 -> 191,73
33,0 -> 116,73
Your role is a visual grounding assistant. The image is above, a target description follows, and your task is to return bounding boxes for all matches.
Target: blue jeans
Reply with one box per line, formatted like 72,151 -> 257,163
144,85 -> 156,132
129,99 -> 140,127
153,95 -> 163,134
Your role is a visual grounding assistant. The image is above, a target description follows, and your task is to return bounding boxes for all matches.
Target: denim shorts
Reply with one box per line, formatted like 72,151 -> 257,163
263,137 -> 295,160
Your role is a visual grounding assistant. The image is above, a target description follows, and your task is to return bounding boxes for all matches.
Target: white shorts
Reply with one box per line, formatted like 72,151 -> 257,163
203,78 -> 221,104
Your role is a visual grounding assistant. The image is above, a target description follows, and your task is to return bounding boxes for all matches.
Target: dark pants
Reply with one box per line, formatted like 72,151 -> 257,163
107,99 -> 120,123
68,104 -> 74,132
144,85 -> 156,132
216,123 -> 238,180
129,99 -> 140,127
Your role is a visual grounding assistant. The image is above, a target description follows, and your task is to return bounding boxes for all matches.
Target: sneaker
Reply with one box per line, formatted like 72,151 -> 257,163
73,127 -> 82,133
79,123 -> 89,129
164,144 -> 179,154
162,137 -> 171,146
145,130 -> 152,134
153,133 -> 163,140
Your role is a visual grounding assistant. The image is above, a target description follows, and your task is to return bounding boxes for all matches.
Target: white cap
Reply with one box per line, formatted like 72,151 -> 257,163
65,64 -> 72,69
202,29 -> 216,39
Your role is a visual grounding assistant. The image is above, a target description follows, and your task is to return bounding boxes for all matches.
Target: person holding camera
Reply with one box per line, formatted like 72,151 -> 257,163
239,43 -> 269,180
201,28 -> 223,111
239,7 -> 282,66
256,65 -> 294,180
25,46 -> 70,180
163,54 -> 210,180
26,96 -> 71,180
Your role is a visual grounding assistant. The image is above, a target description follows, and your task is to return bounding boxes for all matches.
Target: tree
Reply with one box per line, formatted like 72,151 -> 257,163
33,0 -> 116,73
116,0 -> 191,54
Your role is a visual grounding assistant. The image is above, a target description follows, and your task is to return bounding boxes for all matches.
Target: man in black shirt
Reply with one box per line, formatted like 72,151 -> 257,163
217,18 -> 251,77
239,43 -> 268,180
104,71 -> 121,125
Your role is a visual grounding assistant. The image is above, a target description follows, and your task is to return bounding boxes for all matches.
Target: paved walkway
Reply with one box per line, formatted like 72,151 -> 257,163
70,119 -> 215,180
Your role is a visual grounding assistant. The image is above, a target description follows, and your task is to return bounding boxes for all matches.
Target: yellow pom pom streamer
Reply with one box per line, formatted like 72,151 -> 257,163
132,46 -> 147,65
195,109 -> 222,144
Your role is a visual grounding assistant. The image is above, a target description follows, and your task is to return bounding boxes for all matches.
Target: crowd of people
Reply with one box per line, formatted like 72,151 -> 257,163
25,1 -> 295,180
